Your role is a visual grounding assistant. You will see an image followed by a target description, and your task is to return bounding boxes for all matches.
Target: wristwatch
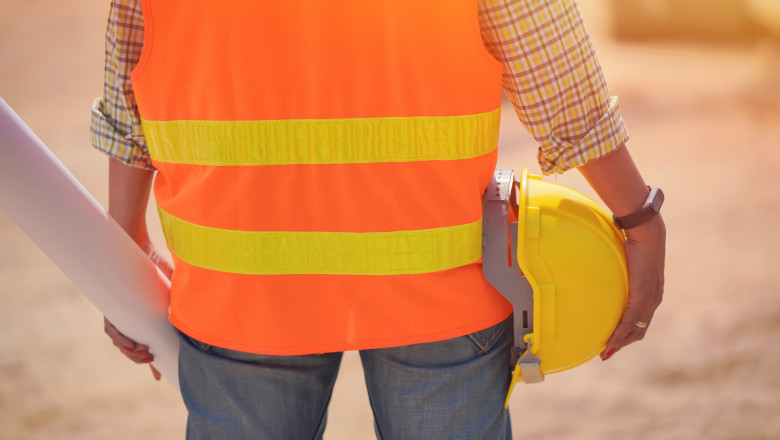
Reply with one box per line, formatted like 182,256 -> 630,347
613,186 -> 664,230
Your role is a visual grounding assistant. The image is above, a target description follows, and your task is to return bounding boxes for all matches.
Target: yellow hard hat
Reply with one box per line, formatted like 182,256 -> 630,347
517,168 -> 628,373
497,169 -> 629,406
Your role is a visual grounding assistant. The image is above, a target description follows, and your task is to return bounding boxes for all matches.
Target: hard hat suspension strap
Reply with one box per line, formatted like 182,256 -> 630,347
482,169 -> 544,407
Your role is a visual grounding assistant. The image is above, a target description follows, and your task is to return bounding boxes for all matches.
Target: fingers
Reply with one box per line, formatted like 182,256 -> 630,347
601,325 -> 646,361
103,317 -> 162,382
104,318 -> 137,352
150,250 -> 174,280
150,364 -> 162,381
601,306 -> 652,360
103,317 -> 155,364
119,343 -> 155,364
602,222 -> 665,361
140,243 -> 174,280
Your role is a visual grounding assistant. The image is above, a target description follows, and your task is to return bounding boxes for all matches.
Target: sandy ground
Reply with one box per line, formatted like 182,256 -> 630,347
2,1 -> 779,439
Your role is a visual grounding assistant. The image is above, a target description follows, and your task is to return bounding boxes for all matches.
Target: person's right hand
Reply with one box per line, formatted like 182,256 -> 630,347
600,214 -> 665,360
103,242 -> 173,381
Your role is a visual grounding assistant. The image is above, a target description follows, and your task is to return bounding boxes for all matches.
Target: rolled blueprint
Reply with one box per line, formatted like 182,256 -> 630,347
0,97 -> 179,389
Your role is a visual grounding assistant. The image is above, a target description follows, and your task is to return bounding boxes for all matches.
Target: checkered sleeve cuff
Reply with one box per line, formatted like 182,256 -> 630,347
479,0 -> 629,175
536,96 -> 629,175
90,98 -> 154,170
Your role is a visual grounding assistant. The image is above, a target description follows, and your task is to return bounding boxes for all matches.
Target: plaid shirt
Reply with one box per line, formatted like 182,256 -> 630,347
91,0 -> 628,175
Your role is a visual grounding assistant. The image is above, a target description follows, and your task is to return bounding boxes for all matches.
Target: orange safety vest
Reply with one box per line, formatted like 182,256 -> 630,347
131,0 -> 512,355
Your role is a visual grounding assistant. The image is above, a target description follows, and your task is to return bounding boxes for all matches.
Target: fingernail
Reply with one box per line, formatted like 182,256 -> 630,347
603,349 -> 615,361
123,345 -> 133,351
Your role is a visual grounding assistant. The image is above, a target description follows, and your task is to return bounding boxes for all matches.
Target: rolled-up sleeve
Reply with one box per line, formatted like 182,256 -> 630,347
90,0 -> 153,170
478,0 -> 629,175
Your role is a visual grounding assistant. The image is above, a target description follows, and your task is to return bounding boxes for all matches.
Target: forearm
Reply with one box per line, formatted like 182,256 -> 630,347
98,0 -> 154,244
577,144 -> 665,237
578,143 -> 665,359
108,156 -> 155,246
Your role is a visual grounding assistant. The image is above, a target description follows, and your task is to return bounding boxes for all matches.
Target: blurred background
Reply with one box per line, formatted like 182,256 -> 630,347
1,1 -> 779,439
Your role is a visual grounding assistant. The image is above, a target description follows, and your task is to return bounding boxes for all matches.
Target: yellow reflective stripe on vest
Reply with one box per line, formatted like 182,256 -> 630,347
159,207 -> 483,275
143,109 -> 500,165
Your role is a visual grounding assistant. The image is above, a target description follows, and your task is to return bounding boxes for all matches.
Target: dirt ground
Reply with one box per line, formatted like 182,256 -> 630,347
1,1 -> 779,439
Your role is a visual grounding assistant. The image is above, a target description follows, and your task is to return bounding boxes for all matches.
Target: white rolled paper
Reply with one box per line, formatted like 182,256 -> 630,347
0,97 -> 179,389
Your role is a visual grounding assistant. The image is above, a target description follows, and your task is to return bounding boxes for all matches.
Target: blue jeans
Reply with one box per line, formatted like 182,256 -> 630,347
176,316 -> 513,440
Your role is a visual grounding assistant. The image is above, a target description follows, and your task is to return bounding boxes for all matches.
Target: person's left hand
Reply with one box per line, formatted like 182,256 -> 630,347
601,214 -> 666,360
101,240 -> 172,381
104,317 -> 162,380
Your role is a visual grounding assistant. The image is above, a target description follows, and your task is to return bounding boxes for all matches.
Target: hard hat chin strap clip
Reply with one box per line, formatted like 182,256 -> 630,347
504,340 -> 544,408
516,340 -> 544,384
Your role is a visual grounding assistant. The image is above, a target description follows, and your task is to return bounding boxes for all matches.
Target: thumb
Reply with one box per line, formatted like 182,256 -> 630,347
150,364 -> 162,381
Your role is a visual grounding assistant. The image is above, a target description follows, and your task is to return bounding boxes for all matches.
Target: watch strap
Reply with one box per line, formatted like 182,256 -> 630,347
613,186 -> 664,230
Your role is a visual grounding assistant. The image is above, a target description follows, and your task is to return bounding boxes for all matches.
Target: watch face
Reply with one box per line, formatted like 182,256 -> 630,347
650,188 -> 664,212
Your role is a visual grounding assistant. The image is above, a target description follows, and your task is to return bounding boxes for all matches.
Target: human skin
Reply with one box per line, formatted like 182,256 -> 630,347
577,144 -> 666,361
104,144 -> 666,373
104,156 -> 168,380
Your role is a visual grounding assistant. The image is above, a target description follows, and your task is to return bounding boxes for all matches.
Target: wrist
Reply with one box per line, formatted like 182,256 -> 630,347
625,213 -> 666,241
107,212 -> 149,245
134,234 -> 154,250
613,186 -> 664,230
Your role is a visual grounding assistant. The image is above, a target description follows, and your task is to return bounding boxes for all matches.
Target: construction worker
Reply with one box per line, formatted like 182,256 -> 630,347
94,0 -> 665,438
